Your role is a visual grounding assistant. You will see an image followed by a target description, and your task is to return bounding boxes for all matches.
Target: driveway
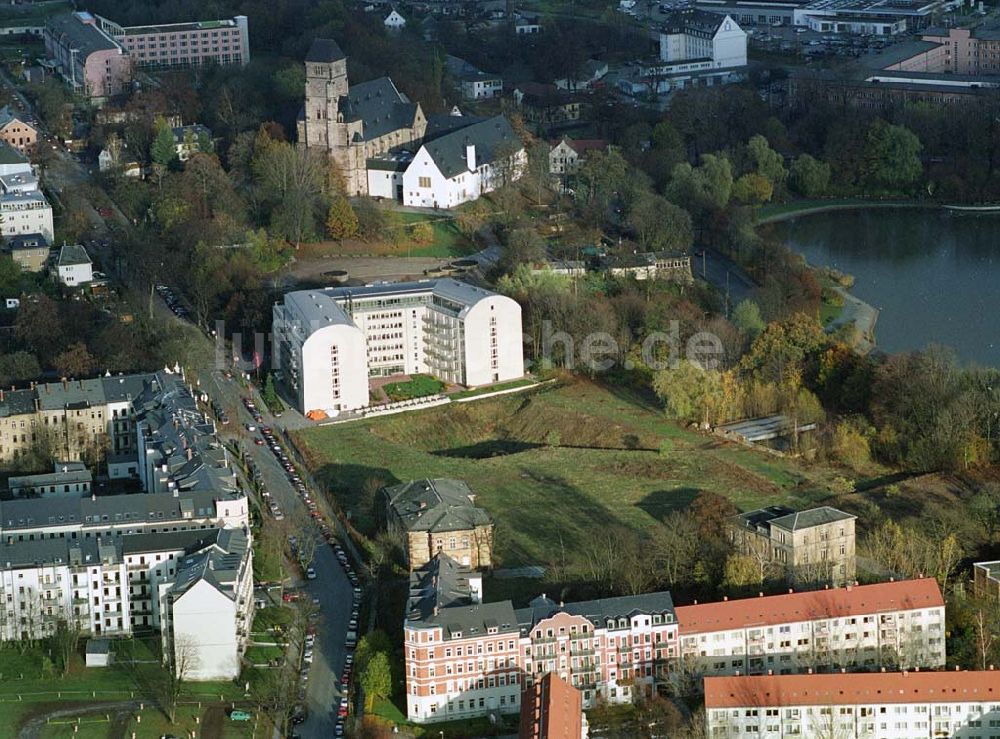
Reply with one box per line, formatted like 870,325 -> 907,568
202,370 -> 355,738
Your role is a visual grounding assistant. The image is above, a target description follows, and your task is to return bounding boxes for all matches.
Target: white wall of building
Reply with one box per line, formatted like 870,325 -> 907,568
58,261 -> 93,287
169,579 -> 241,681
461,296 -> 524,386
299,323 -> 369,413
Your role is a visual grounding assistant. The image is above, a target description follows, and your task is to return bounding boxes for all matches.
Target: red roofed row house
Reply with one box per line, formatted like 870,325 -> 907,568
403,553 -> 946,725
705,670 -> 1000,738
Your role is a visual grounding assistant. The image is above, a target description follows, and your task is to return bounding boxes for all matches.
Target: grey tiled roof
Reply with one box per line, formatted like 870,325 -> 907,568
341,77 -> 418,142
57,243 -> 91,267
385,478 -> 491,533
406,554 -> 519,637
516,591 -> 676,631
169,528 -> 249,600
46,12 -> 120,57
734,505 -> 854,533
769,506 -> 855,531
0,140 -> 28,166
121,528 -> 222,555
306,37 -> 346,63
422,115 -> 519,179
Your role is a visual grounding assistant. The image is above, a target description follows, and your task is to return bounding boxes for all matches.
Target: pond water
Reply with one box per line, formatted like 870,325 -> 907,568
770,208 -> 1000,366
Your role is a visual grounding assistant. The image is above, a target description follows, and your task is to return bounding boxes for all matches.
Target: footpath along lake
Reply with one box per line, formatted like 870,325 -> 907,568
768,207 -> 1000,367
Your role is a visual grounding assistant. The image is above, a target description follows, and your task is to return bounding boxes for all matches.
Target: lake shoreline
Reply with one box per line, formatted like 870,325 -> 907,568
757,199 -> 936,225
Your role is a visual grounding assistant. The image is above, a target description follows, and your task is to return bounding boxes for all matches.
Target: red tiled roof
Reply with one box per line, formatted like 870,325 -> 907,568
565,139 -> 607,154
705,670 -> 1000,708
676,578 -> 943,635
519,673 -> 583,739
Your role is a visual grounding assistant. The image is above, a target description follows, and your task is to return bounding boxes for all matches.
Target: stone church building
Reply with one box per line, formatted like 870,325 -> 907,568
297,38 -> 426,196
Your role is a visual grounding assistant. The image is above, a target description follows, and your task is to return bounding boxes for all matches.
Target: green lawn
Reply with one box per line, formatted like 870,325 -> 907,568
383,374 -> 445,401
294,380 -> 843,569
398,212 -> 468,257
244,644 -> 284,665
0,641 -> 244,735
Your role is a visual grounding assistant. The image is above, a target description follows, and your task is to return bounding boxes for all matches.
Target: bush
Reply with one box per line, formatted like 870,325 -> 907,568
831,476 -> 856,495
383,374 -> 445,401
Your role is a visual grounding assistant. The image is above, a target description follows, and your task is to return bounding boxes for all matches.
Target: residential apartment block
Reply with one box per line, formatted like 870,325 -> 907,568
44,12 -> 132,102
0,526 -> 252,679
44,11 -> 248,102
384,478 -> 493,571
98,15 -> 249,70
731,505 -> 857,585
273,280 -> 524,415
704,670 -> 1000,738
0,142 -> 52,243
404,554 -> 679,724
0,369 -> 252,678
675,578 -> 946,684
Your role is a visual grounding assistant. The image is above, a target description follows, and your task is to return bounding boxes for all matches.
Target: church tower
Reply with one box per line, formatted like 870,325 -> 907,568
300,38 -> 349,151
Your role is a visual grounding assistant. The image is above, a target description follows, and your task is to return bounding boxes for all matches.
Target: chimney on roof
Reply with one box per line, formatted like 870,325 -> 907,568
841,667 -> 846,673
990,665 -> 995,671
466,141 -> 476,171
824,584 -> 829,590
767,669 -> 772,676
854,580 -> 859,586
79,379 -> 83,389
846,584 -> 852,592
955,665 -> 960,671
693,600 -> 698,605
734,670 -> 740,676
890,577 -> 894,582
881,667 -> 886,672
915,666 -> 920,672
788,588 -> 793,594
186,448 -> 193,461
62,378 -> 67,390
723,596 -> 728,601
91,493 -> 95,501
433,606 -> 439,617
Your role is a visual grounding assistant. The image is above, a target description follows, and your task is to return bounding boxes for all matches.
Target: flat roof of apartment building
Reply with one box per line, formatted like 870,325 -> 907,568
121,18 -> 242,35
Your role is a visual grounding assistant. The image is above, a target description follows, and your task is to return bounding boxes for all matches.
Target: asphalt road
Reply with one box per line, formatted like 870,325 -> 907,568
203,370 -> 354,738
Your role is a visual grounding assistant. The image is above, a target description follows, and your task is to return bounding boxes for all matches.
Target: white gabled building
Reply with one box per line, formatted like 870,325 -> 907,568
273,279 -> 524,415
159,528 -> 253,681
400,115 -> 524,209
384,9 -> 407,29
705,670 -> 1000,738
56,243 -> 93,287
675,578 -> 946,685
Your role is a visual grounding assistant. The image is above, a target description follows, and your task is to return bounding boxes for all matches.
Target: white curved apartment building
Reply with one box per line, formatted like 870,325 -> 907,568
273,279 -> 524,415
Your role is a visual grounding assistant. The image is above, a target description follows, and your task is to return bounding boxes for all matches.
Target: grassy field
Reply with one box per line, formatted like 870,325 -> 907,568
295,379 -> 848,567
398,212 -> 468,258
1,640 -> 245,737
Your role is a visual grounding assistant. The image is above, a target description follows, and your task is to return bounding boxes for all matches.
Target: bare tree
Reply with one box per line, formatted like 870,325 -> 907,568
974,606 -> 997,671
164,634 -> 201,722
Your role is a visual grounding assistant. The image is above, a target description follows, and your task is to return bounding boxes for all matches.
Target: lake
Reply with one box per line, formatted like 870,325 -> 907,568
769,207 -> 1000,367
